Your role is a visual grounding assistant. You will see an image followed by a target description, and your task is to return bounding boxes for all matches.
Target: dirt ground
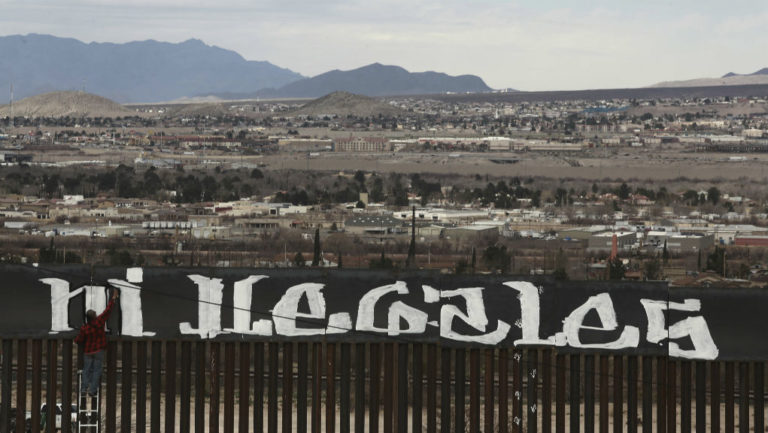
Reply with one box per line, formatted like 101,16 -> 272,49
259,151 -> 768,182
27,146 -> 768,183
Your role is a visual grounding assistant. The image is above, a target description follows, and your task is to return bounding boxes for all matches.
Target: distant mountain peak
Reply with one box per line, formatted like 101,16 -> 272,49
0,34 -> 304,103
180,38 -> 206,46
0,90 -> 129,117
652,68 -> 768,88
0,34 -> 496,103
722,68 -> 768,78
293,91 -> 403,116
261,63 -> 492,98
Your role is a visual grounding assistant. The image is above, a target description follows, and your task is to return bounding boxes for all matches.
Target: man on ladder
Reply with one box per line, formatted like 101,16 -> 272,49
75,289 -> 119,431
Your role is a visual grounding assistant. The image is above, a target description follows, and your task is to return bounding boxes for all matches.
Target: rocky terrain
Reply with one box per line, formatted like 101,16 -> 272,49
292,91 -> 404,117
0,91 -> 133,118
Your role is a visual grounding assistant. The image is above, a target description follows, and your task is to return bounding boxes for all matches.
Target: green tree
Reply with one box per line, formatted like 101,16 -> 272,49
201,175 -> 219,201
43,174 -> 61,197
370,251 -> 395,270
143,168 -> 163,195
609,257 -> 626,280
553,248 -> 568,280
176,175 -> 203,203
471,247 -> 476,274
682,190 -> 699,206
554,188 -> 568,207
553,268 -> 569,281
240,183 -> 254,197
482,245 -> 511,273
531,190 -> 541,208
707,187 -> 721,205
618,183 -> 630,200
644,257 -> 662,280
738,263 -> 751,279
109,249 -> 134,266
405,207 -> 416,268
293,252 -> 306,267
312,228 -> 321,267
392,177 -> 409,207
454,258 -> 471,275
38,238 -> 57,263
370,177 -> 385,202
38,238 -> 84,264
706,247 -> 726,276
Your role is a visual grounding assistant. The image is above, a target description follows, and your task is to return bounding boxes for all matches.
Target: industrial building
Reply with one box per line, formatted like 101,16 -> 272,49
587,231 -> 637,252
334,137 -> 390,152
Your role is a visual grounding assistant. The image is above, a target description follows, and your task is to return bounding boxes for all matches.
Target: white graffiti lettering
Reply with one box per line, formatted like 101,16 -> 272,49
273,283 -> 351,336
42,278 -> 84,333
502,281 -> 559,347
108,267 -> 155,337
640,299 -> 719,360
179,275 -> 224,338
225,275 -> 271,335
425,286 -> 511,344
43,279 -> 112,334
37,269 -> 723,360
562,293 -> 639,349
356,281 -> 427,336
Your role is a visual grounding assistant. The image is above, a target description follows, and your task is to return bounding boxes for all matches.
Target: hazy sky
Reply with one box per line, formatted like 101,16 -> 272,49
1,0 -> 767,91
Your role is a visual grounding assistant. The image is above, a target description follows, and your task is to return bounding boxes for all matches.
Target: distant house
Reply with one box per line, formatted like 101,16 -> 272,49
644,231 -> 713,253
587,231 -> 636,252
734,236 -> 768,247
442,225 -> 499,243
344,214 -> 404,236
334,137 -> 390,152
0,152 -> 33,163
278,138 -> 333,152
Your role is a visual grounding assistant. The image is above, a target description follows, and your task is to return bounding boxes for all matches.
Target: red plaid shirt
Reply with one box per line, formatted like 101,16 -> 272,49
75,300 -> 115,354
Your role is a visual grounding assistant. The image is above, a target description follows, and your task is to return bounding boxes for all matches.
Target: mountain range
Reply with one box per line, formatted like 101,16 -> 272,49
651,67 -> 768,88
723,68 -> 768,78
0,34 -> 493,103
247,63 -> 492,99
0,34 -> 304,103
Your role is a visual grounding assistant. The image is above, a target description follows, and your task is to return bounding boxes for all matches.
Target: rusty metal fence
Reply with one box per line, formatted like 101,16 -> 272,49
1,339 -> 766,433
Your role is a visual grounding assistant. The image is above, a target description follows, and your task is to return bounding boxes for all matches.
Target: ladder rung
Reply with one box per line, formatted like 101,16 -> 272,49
78,370 -> 100,433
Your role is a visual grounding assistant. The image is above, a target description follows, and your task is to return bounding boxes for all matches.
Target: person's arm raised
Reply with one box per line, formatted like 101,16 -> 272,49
97,290 -> 119,325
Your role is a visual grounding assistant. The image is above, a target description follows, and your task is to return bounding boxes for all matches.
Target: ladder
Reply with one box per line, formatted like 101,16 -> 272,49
77,370 -> 100,433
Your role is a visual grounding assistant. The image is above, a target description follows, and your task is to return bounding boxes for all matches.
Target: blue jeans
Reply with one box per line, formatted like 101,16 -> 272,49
81,351 -> 104,395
